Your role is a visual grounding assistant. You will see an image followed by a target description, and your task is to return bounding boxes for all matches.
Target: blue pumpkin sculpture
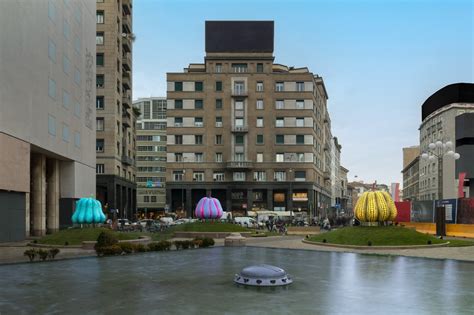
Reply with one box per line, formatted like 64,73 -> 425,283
195,196 -> 223,219
72,198 -> 106,224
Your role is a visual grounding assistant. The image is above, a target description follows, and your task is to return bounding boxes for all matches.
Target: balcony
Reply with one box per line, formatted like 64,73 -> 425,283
231,89 -> 248,97
122,14 -> 132,34
122,91 -> 131,109
323,170 -> 331,180
231,125 -> 248,133
226,161 -> 253,169
323,143 -> 330,151
121,155 -> 134,166
122,0 -> 131,15
122,112 -> 131,128
122,52 -> 131,71
122,71 -> 131,90
122,35 -> 131,53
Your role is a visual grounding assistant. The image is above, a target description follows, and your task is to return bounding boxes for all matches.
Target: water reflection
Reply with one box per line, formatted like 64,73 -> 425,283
0,248 -> 473,314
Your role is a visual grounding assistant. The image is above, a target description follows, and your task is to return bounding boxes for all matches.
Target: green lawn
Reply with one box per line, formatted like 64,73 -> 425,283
308,226 -> 448,246
446,239 -> 474,247
37,228 -> 143,245
169,222 -> 250,232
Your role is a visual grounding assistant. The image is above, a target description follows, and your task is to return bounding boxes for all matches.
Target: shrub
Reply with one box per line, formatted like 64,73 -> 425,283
193,239 -> 203,248
159,240 -> 172,251
134,244 -> 147,252
174,241 -> 183,250
99,245 -> 122,256
181,240 -> 194,249
48,248 -> 60,259
24,249 -> 37,262
148,241 -> 171,251
38,249 -> 49,261
201,237 -> 215,248
95,231 -> 118,250
118,242 -> 134,254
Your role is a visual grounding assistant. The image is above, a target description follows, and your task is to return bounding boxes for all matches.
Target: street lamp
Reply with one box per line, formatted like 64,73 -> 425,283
289,168 -> 293,224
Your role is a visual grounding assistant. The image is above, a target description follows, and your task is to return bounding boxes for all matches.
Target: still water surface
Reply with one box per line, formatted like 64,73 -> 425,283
1,247 -> 473,314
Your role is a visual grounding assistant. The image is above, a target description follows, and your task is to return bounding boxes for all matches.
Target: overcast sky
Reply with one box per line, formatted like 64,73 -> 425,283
132,0 -> 473,186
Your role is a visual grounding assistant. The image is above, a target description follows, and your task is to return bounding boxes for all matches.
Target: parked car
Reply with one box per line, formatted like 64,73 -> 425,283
118,219 -> 131,226
174,218 -> 191,225
159,217 -> 175,226
234,217 -> 258,228
137,219 -> 155,228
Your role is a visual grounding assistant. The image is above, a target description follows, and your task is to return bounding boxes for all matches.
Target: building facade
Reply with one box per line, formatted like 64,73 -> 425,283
134,98 -> 167,216
95,0 -> 137,219
339,166 -> 351,214
419,83 -> 474,200
330,137 -> 342,209
402,156 -> 419,201
0,1 -> 96,241
166,21 -> 334,218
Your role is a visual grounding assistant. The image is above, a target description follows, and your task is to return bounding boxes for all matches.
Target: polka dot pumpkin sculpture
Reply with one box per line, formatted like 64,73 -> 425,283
195,196 -> 223,219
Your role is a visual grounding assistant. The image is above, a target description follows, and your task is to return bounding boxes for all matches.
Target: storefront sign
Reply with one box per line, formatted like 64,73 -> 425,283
292,192 -> 308,202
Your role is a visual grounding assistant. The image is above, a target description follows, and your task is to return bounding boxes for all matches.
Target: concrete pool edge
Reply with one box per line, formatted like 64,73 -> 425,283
301,239 -> 451,250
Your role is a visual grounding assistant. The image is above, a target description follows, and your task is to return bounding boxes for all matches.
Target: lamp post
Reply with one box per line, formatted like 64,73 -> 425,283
421,140 -> 460,236
180,157 -> 187,216
289,168 -> 293,224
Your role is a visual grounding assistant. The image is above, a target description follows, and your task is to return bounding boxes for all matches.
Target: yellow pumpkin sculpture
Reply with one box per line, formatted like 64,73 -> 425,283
354,191 -> 397,222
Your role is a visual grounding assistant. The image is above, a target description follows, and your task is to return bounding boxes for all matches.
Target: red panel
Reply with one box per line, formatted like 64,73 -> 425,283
395,201 -> 411,222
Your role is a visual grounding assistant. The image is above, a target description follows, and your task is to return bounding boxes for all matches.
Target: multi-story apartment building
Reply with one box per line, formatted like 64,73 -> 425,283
419,83 -> 474,200
339,166 -> 351,214
402,156 -> 419,201
330,137 -> 342,209
0,1 -> 96,241
134,98 -> 167,216
166,21 -> 333,218
95,0 -> 137,219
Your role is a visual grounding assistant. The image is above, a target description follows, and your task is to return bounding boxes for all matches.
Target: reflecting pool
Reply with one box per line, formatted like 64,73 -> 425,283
1,247 -> 473,314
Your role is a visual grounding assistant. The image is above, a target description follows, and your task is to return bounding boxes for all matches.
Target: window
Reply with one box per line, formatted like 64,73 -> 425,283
175,135 -> 183,144
195,81 -> 203,91
256,82 -> 264,92
256,153 -> 263,163
48,78 -> 56,99
96,10 -> 104,23
296,135 -> 305,144
276,100 -> 284,109
215,117 -> 222,127
256,117 -> 263,127
235,118 -> 244,127
48,0 -> 56,21
213,172 -> 225,181
216,99 -> 222,109
73,101 -> 80,118
297,153 -> 305,162
62,90 -> 70,109
174,99 -> 183,109
232,63 -> 247,73
274,171 -> 286,181
174,117 -> 183,127
96,53 -> 104,66
175,153 -> 183,162
194,117 -> 203,127
62,124 -> 69,142
195,153 -> 203,162
63,19 -> 70,40
216,135 -> 222,145
195,135 -> 203,144
276,82 -> 284,92
295,171 -> 306,181
235,135 -> 244,145
276,118 -> 284,127
96,139 -> 104,152
235,153 -> 244,161
143,196 -> 150,203
235,100 -> 244,110
96,96 -> 104,109
48,115 -> 56,136
195,100 -> 203,109
96,118 -> 104,131
276,153 -> 284,162
63,55 -> 70,74
96,75 -> 104,88
276,135 -> 284,144
175,82 -> 183,91
233,172 -> 246,181
296,82 -> 305,92
193,172 -> 204,182
216,81 -> 222,91
74,69 -> 81,85
254,171 -> 266,181
256,134 -> 264,144
96,32 -> 104,45
234,82 -> 245,95
74,132 -> 80,148
256,63 -> 264,73
48,39 -> 56,62
74,35 -> 81,54
173,171 -> 184,181
96,164 -> 104,174
151,196 -> 157,203
215,63 -> 222,73
215,153 -> 223,162
296,100 -> 304,109
296,117 -> 304,127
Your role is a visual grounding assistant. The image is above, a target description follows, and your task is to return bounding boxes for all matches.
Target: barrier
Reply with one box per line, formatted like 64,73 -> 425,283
395,201 -> 411,222
401,222 -> 474,238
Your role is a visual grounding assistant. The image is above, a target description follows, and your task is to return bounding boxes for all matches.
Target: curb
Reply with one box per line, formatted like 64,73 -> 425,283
301,239 -> 451,250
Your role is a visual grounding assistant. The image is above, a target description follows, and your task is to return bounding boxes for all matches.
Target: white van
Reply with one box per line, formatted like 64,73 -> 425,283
234,217 -> 257,228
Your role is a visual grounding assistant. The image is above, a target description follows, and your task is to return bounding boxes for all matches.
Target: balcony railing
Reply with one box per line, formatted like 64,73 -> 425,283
122,112 -> 131,127
122,72 -> 131,90
323,170 -> 331,179
226,161 -> 253,169
231,89 -> 247,97
231,125 -> 248,132
122,91 -> 131,109
121,155 -> 134,166
122,52 -> 131,71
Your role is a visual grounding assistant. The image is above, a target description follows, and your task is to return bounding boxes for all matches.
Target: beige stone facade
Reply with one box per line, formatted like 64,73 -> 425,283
95,0 -> 136,218
402,156 -> 419,201
166,22 -> 334,218
134,98 -> 167,216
